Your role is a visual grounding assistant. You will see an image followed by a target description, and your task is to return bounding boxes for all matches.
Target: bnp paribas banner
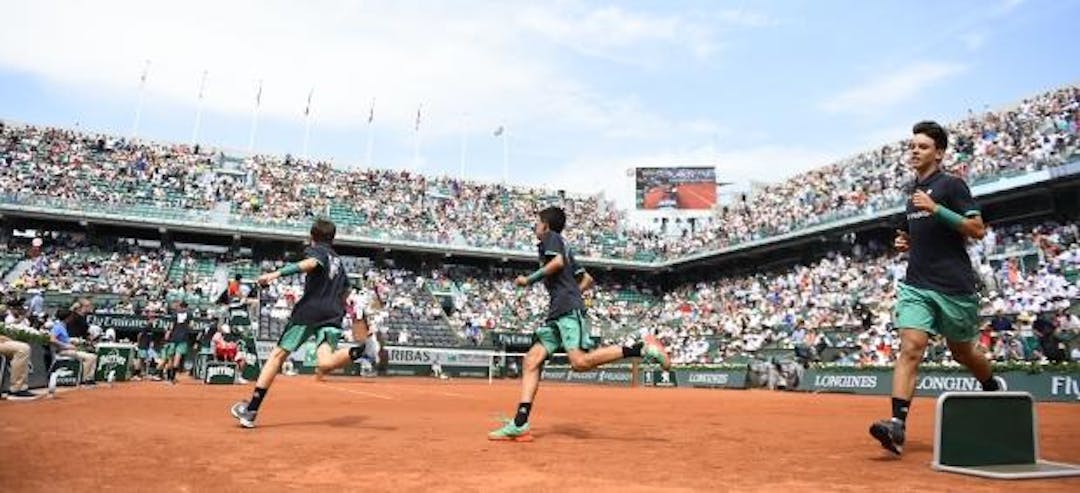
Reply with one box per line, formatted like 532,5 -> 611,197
799,366 -> 1080,403
384,346 -> 491,367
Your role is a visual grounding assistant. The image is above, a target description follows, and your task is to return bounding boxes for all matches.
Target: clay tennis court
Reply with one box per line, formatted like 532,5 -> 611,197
2,377 -> 1078,492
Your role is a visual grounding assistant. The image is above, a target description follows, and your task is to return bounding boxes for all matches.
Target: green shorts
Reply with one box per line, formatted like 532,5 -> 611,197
160,343 -> 174,360
169,341 -> 191,358
137,349 -> 149,359
534,310 -> 594,357
277,323 -> 341,353
894,283 -> 980,342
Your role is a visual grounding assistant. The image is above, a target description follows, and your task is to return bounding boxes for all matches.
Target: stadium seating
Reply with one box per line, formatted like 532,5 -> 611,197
2,85 -> 1076,261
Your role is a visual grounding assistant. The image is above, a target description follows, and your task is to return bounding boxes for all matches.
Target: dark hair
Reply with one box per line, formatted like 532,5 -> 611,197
56,308 -> 72,322
912,120 -> 948,151
538,206 -> 567,233
310,219 -> 337,244
234,274 -> 242,281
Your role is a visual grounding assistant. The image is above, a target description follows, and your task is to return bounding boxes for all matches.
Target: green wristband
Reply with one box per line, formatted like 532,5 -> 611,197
279,262 -> 302,276
933,206 -> 964,230
526,268 -> 546,285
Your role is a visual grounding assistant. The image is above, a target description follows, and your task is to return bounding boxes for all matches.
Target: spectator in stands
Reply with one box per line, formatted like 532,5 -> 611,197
989,309 -> 1013,332
1035,312 -> 1066,362
49,308 -> 97,386
1016,312 -> 1038,360
27,289 -> 44,319
67,298 -> 94,338
0,333 -> 42,400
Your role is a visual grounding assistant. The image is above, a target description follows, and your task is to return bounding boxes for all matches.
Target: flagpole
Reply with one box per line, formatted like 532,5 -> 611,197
131,60 -> 151,139
364,97 -> 375,166
191,69 -> 208,146
302,87 -> 314,160
248,79 -> 262,153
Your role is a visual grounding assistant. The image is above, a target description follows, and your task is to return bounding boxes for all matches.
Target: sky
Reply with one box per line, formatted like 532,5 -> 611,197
1,0 -> 1078,210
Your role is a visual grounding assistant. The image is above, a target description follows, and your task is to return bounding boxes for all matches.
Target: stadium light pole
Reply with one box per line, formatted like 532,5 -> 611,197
302,87 -> 314,160
364,97 -> 375,166
191,69 -> 208,147
130,60 -> 151,139
248,79 -> 262,153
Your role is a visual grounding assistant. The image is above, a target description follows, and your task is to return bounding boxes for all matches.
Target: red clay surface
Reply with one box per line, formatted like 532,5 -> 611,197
2,377 -> 1078,492
642,182 -> 716,209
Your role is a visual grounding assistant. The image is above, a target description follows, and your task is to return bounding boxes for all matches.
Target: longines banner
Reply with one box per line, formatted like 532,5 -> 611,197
640,368 -> 749,389
799,368 -> 1080,403
86,313 -> 217,334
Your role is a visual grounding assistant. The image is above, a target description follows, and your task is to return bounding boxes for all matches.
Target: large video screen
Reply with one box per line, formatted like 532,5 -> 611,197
635,167 -> 717,210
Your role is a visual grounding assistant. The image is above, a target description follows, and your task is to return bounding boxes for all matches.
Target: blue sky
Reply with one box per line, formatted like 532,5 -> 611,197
1,0 -> 1078,209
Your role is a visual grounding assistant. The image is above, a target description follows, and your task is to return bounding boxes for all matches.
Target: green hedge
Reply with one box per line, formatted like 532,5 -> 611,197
0,324 -> 50,346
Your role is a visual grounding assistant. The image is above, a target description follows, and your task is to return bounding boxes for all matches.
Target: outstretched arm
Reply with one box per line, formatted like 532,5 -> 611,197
257,257 -> 320,285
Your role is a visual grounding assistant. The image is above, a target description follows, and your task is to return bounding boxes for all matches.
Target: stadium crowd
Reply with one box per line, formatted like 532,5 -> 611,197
437,221 -> 1080,365
0,218 -> 1077,369
2,86 -> 1077,261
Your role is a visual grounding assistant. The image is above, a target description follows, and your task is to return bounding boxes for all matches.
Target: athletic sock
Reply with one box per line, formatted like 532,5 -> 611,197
980,377 -> 1000,392
167,368 -> 175,381
622,342 -> 644,358
348,343 -> 368,360
248,387 -> 268,412
891,397 -> 910,423
513,402 -> 532,427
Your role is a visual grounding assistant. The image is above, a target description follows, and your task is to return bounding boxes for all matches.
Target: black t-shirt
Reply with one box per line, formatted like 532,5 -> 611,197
68,313 -> 89,338
170,310 -> 191,343
289,243 -> 348,328
901,170 -> 980,295
537,231 -> 586,321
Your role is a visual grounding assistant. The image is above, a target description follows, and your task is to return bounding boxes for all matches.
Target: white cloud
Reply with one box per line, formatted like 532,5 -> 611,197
1001,0 -> 1025,12
0,0 -> 738,143
518,4 -> 773,66
519,5 -> 715,63
818,62 -> 967,115
712,9 -> 779,28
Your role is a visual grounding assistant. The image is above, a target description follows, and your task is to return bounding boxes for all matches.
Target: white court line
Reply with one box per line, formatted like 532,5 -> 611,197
325,385 -> 395,400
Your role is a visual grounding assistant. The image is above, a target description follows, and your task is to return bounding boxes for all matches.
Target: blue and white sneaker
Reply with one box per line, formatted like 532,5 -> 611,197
231,401 -> 258,429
